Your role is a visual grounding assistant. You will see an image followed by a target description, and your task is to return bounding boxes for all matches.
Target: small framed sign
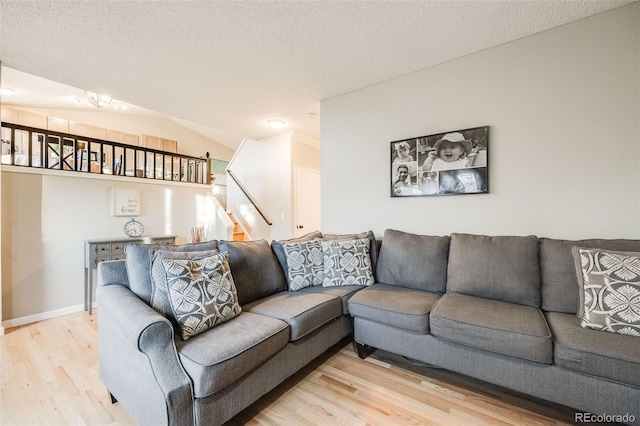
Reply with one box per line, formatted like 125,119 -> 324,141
113,188 -> 141,216
391,125 -> 489,197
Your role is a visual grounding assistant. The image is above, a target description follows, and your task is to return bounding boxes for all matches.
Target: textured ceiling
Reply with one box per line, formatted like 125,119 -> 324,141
0,0 -> 634,149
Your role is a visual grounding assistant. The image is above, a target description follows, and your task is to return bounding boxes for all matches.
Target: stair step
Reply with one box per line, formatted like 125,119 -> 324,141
228,212 -> 245,241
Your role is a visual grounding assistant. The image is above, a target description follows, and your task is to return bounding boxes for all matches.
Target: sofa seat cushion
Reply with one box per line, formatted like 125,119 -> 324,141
299,285 -> 365,314
244,291 -> 343,341
430,293 -> 553,363
347,283 -> 440,334
175,312 -> 289,397
545,312 -> 640,387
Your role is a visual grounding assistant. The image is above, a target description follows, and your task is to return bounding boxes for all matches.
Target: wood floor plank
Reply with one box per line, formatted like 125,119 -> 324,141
1,311 -> 576,425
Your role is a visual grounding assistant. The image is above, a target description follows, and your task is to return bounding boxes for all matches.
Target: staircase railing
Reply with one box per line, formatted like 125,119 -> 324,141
227,169 -> 272,226
1,122 -> 211,184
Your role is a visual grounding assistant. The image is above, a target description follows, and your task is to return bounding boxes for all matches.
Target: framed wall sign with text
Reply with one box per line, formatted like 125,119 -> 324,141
113,187 -> 141,216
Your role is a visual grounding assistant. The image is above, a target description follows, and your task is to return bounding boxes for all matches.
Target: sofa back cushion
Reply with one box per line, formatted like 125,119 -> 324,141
218,239 -> 287,305
540,238 -> 640,314
447,233 -> 540,307
376,229 -> 449,293
125,240 -> 219,304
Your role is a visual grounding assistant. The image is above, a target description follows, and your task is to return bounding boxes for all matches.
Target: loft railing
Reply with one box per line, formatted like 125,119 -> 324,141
227,169 -> 272,225
0,122 -> 211,184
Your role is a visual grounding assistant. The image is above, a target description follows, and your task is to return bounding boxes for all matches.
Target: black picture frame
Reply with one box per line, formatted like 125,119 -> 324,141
390,125 -> 489,197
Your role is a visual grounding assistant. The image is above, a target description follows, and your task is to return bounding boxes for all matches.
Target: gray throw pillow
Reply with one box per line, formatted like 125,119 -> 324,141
282,240 -> 324,291
125,240 -> 219,304
540,238 -> 640,314
271,231 -> 323,283
447,233 -> 541,307
376,229 -> 449,293
321,238 -> 374,287
218,239 -> 287,305
572,246 -> 640,338
162,252 -> 242,341
323,230 -> 378,280
150,249 -> 220,320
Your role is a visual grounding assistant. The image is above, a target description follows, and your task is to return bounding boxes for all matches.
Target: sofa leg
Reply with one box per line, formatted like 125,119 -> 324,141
353,341 -> 375,359
109,393 -> 118,404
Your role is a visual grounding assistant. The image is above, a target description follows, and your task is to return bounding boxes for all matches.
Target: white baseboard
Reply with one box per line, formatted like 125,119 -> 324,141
2,304 -> 86,329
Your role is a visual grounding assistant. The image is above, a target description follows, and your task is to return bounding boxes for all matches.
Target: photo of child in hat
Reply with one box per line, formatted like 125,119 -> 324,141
422,132 -> 475,171
390,125 -> 489,198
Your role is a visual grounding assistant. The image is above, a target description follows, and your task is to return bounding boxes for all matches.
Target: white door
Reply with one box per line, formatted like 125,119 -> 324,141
294,167 -> 321,237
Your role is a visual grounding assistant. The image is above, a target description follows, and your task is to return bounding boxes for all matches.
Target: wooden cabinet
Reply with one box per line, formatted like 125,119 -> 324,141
2,108 -> 48,128
69,122 -> 108,140
142,134 -> 178,153
47,116 -> 69,133
107,129 -> 139,146
1,105 -> 19,123
163,138 -> 177,153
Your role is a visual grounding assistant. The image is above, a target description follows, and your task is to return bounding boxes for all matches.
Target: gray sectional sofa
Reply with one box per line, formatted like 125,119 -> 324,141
97,229 -> 640,426
350,230 -> 640,425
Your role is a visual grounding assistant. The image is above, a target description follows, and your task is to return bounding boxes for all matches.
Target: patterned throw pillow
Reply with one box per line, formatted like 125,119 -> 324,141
572,247 -> 640,337
150,249 -> 220,321
282,240 -> 324,291
161,252 -> 242,340
321,238 -> 374,287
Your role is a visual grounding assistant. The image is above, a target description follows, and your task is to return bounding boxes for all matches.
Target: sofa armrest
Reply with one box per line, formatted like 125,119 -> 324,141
97,282 -> 194,426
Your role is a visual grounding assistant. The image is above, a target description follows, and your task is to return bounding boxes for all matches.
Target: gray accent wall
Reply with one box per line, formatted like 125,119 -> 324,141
321,4 -> 640,240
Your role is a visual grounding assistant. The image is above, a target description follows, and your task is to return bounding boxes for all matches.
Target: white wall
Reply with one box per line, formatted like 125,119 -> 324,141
1,168 -> 223,321
321,4 -> 640,240
227,131 -> 321,241
227,132 -> 292,241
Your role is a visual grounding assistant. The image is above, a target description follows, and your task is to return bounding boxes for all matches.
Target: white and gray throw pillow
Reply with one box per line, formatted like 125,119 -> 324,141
282,240 -> 324,291
321,238 -> 374,287
572,247 -> 640,337
162,252 -> 242,340
150,249 -> 220,320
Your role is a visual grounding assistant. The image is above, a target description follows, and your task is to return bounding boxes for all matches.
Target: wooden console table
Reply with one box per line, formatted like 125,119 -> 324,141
84,236 -> 176,314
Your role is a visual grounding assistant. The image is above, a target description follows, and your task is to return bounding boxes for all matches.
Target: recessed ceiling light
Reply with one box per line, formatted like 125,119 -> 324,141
0,87 -> 15,95
267,119 -> 285,129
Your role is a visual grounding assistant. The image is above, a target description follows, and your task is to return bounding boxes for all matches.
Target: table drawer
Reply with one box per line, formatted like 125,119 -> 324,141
153,238 -> 175,246
95,254 -> 112,265
110,242 -> 125,254
95,243 -> 112,255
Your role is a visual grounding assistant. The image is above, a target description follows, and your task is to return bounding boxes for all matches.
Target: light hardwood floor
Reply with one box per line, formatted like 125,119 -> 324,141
1,311 -> 576,425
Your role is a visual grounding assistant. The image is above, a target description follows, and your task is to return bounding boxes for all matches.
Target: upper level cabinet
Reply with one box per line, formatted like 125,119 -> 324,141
69,122 -> 108,140
47,116 -> 69,133
1,106 -> 46,128
141,134 -> 177,153
107,129 -> 140,146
